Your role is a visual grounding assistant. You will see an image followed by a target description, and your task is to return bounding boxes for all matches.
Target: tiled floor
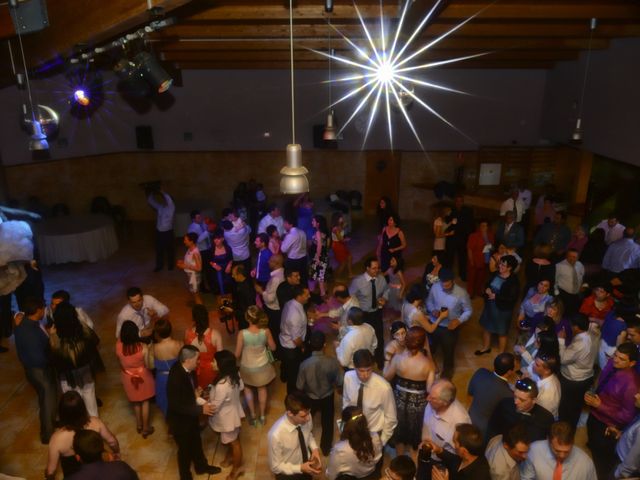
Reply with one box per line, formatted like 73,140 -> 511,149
0,217 -> 585,479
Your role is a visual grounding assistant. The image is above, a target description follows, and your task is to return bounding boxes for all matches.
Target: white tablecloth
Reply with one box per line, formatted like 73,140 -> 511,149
35,214 -> 119,265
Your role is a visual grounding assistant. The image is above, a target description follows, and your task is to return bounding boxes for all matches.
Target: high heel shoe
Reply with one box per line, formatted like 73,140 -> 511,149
142,426 -> 155,439
136,425 -> 143,434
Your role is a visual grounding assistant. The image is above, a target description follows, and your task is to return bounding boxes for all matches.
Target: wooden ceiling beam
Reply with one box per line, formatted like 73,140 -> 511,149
154,21 -> 640,39
160,49 -> 578,62
182,3 -> 399,21
439,1 -> 640,20
153,37 -> 609,51
171,59 -> 557,69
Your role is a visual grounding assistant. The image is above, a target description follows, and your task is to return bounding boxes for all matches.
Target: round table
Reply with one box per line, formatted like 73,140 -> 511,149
35,214 -> 119,265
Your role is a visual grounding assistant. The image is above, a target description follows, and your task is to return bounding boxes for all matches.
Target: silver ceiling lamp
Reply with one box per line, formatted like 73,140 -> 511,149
322,22 -> 337,141
8,0 -> 49,150
280,0 -> 309,194
571,17 -> 597,144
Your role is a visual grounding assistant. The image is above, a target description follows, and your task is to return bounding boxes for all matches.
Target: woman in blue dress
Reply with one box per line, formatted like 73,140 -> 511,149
477,255 -> 520,355
151,319 -> 182,417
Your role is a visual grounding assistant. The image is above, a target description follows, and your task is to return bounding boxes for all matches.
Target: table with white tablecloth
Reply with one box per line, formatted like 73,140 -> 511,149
35,214 -> 119,265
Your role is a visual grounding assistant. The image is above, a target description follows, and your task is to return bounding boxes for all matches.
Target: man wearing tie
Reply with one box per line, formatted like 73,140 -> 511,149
167,346 -> 221,480
342,349 -> 397,448
268,392 -> 322,480
495,211 -> 525,251
349,258 -> 389,368
554,249 -> 584,317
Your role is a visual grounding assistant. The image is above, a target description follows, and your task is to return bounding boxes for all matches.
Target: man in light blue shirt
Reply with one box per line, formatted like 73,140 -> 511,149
221,219 -> 252,272
521,421 -> 596,480
613,392 -> 640,479
426,268 -> 472,379
602,228 -> 640,274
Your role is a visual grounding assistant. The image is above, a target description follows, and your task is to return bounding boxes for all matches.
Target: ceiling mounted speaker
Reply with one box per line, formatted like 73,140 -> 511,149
9,0 -> 49,34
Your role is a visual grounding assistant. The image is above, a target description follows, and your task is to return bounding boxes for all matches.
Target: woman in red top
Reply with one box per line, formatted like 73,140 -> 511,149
579,284 -> 615,327
184,304 -> 223,389
466,219 -> 494,298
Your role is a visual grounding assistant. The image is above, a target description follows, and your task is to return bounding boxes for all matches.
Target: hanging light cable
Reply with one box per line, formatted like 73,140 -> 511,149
323,20 -> 337,141
280,0 -> 309,194
571,17 -> 596,144
11,1 -> 48,150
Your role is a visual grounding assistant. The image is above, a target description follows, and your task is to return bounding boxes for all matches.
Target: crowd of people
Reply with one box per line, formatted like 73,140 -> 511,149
3,182 -> 640,480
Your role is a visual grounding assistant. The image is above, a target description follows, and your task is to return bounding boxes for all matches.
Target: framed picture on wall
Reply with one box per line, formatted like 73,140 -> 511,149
478,163 -> 502,186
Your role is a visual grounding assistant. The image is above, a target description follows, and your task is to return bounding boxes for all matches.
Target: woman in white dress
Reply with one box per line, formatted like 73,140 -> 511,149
326,406 -> 383,480
209,350 -> 245,480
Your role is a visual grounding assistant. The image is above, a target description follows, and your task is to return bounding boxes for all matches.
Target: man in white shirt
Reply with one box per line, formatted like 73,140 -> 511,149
557,314 -> 594,429
268,392 -> 322,480
280,286 -> 311,394
485,423 -> 530,480
335,307 -> 377,369
147,190 -> 175,272
255,253 -> 285,353
221,219 -> 252,273
554,249 -> 584,316
281,216 -> 308,285
596,214 -> 626,245
421,379 -> 471,456
45,290 -> 94,330
258,204 -> 285,236
327,284 -> 360,339
115,286 -> 169,340
499,189 -> 525,224
520,421 -> 596,480
343,349 -> 397,446
530,353 -> 561,419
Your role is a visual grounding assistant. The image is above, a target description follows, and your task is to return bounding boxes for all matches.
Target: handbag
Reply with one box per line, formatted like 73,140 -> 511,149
265,348 -> 276,364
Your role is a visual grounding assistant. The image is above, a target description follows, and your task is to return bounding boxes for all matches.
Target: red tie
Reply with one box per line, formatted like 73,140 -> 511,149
553,460 -> 562,480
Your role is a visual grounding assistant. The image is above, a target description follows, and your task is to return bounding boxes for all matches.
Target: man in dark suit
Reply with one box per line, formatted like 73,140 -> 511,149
495,211 -> 525,251
167,346 -> 221,480
487,377 -> 554,443
467,353 -> 516,443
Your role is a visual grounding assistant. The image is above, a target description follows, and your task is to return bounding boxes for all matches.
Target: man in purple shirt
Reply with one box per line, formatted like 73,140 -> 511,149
584,342 -> 639,478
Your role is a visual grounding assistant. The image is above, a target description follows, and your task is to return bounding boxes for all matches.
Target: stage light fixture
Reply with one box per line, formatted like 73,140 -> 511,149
133,51 -> 173,93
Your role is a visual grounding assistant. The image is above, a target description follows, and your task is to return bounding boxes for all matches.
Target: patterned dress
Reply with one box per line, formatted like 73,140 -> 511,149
309,232 -> 330,282
392,376 -> 428,449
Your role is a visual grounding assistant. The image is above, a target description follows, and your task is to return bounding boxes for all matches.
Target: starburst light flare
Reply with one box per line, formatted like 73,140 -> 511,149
309,0 -> 494,149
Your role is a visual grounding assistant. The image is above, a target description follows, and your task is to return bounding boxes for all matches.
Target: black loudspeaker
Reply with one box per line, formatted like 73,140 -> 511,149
9,0 -> 49,34
135,125 -> 154,149
312,125 -> 338,149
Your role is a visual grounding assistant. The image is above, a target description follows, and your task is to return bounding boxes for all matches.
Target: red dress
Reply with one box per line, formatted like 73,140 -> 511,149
184,328 -> 219,389
579,294 -> 614,327
116,341 -> 155,402
331,227 -> 350,263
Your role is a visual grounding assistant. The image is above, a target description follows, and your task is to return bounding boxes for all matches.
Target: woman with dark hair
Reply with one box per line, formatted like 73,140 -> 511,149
209,350 -> 245,480
384,321 -> 407,367
421,252 -> 445,296
523,243 -> 555,295
309,214 -> 332,298
116,320 -> 155,438
209,229 -> 233,295
514,318 -> 559,372
517,279 -> 553,343
184,304 -> 223,389
378,214 -> 406,273
235,306 -> 276,426
326,406 -> 382,480
152,318 -> 182,417
331,211 -> 353,278
50,302 -> 100,417
383,327 -> 436,455
45,391 -> 119,479
385,256 -> 406,311
476,255 -> 520,355
376,196 -> 396,230
400,284 -> 442,355
266,224 -> 281,255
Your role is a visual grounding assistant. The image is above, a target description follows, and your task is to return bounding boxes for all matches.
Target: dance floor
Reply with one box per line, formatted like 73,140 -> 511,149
0,217 -> 588,479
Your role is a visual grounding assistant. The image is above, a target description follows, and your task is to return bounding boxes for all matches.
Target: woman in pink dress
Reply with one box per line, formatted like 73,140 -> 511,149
116,320 -> 155,438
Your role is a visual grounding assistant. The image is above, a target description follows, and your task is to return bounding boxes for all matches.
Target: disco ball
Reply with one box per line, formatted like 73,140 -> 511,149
22,104 -> 60,138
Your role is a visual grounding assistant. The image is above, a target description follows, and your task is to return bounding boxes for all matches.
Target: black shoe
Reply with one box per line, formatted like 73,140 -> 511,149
196,465 -> 222,475
0,345 -> 8,353
474,348 -> 491,356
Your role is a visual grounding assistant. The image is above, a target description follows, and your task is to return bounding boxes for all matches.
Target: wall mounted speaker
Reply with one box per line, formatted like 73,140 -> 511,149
9,0 -> 49,34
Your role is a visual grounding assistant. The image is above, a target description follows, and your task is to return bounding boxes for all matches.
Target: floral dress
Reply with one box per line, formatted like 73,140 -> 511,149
309,232 -> 330,282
